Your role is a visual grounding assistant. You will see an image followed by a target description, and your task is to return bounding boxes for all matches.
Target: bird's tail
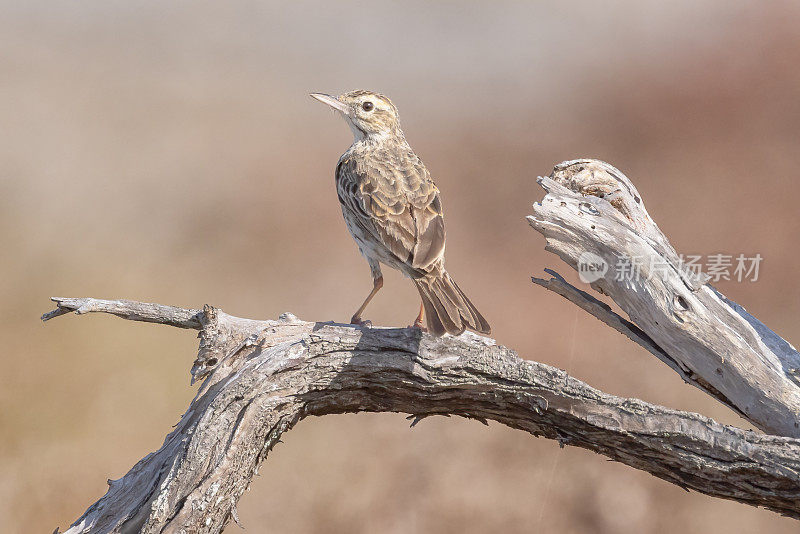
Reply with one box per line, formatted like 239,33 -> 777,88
413,271 -> 491,337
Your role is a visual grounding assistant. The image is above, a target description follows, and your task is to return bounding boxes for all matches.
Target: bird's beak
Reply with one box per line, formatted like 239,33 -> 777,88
310,93 -> 350,115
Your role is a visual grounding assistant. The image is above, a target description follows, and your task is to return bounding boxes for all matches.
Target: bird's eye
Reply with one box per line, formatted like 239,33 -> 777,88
362,101 -> 374,111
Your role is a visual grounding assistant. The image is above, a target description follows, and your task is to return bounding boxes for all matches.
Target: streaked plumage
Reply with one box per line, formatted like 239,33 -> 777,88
311,90 -> 490,336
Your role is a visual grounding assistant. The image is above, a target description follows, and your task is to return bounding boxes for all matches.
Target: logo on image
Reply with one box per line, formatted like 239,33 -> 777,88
577,252 -> 608,283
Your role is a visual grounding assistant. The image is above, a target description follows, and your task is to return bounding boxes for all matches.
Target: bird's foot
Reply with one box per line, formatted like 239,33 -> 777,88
350,317 -> 373,328
408,320 -> 427,332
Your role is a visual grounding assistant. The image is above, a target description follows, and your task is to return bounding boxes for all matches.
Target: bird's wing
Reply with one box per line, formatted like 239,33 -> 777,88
337,149 -> 445,274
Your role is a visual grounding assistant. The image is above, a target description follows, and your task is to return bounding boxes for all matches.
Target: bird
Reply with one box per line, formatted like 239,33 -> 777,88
310,89 -> 490,337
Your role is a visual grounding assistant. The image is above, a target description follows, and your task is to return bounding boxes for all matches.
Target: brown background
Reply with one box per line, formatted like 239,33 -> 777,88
3,1 -> 800,532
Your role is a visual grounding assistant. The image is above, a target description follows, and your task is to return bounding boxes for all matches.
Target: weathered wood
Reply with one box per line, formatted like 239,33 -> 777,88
531,269 -> 745,416
42,297 -> 203,329
43,298 -> 800,533
527,159 -> 800,437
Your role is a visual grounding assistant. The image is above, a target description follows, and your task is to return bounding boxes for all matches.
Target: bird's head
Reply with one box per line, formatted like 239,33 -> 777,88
311,90 -> 401,141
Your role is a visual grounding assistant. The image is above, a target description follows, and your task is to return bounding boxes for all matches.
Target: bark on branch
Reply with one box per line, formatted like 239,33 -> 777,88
528,159 -> 800,438
44,297 -> 800,533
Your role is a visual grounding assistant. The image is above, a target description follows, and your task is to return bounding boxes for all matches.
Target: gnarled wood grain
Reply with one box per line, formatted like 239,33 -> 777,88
43,298 -> 800,533
528,159 -> 800,437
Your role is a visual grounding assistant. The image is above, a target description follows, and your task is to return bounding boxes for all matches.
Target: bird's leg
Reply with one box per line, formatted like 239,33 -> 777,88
412,300 -> 427,331
350,275 -> 383,327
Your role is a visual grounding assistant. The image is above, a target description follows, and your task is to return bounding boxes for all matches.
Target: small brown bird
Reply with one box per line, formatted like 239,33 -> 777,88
311,90 -> 490,336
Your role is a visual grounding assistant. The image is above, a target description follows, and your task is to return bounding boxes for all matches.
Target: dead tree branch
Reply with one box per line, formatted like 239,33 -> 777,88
44,297 -> 800,533
528,159 -> 800,438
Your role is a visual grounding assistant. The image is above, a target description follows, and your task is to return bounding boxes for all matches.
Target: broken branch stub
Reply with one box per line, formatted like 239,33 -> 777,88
528,159 -> 800,437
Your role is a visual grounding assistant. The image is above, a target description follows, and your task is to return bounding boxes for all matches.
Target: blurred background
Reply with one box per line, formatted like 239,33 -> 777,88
2,1 -> 800,532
